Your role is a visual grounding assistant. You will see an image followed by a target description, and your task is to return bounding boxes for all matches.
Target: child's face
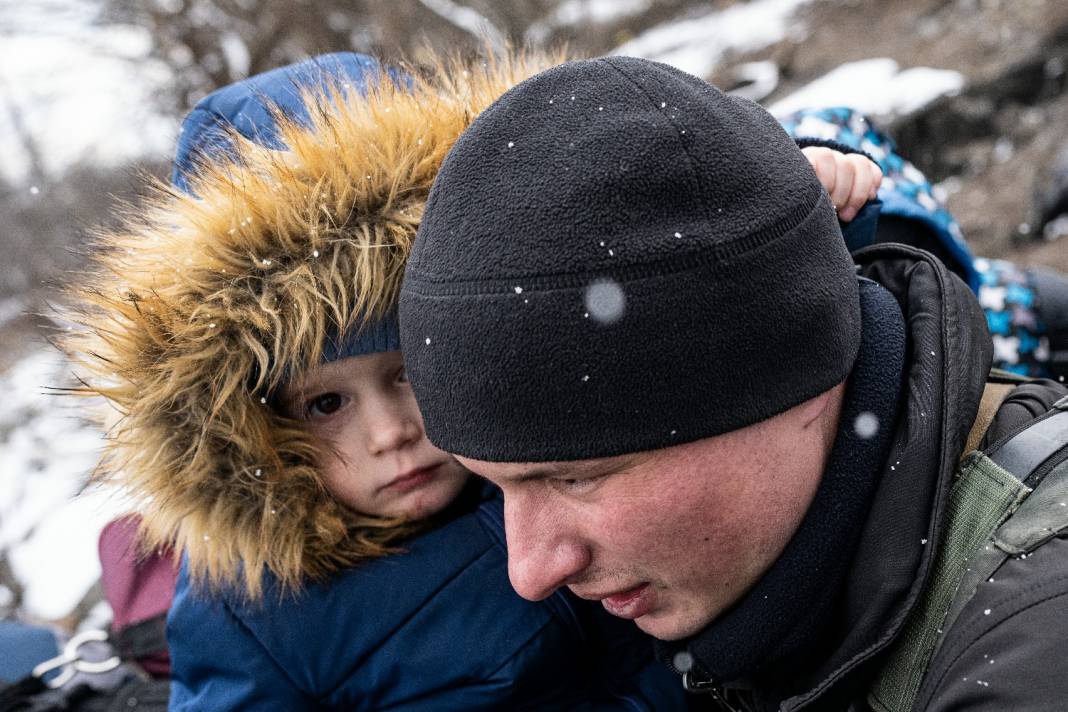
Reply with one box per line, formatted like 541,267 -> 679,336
280,351 -> 469,519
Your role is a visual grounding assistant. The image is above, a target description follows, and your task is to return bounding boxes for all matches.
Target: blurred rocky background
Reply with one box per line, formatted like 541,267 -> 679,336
3,0 -> 1067,628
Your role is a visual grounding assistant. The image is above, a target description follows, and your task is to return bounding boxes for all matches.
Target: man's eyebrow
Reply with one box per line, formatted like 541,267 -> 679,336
491,465 -> 562,484
501,461 -> 621,483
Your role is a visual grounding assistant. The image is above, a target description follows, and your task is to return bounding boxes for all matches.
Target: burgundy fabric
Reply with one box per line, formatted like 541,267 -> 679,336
98,515 -> 178,676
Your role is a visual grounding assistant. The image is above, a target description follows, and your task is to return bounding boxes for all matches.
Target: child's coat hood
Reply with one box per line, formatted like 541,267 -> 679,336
66,50 -> 558,598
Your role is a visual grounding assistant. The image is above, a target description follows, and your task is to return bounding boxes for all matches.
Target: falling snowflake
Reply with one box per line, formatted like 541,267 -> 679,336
854,412 -> 879,439
584,279 -> 626,324
672,651 -> 694,673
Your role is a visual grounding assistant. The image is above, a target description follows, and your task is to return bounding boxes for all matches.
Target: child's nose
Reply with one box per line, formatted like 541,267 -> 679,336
366,400 -> 422,455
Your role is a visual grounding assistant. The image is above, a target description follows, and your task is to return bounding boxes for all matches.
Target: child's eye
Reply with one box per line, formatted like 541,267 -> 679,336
396,367 -> 409,384
307,393 -> 345,418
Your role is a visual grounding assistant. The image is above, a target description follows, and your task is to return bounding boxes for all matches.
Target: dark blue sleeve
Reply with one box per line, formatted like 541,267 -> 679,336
574,600 -> 687,711
167,566 -> 315,711
0,621 -> 59,683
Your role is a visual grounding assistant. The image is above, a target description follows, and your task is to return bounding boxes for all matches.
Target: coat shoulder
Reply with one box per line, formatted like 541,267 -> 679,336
916,535 -> 1068,711
169,500 -> 594,710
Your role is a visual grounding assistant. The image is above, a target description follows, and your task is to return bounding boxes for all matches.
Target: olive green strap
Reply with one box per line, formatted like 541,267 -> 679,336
867,452 -> 1031,712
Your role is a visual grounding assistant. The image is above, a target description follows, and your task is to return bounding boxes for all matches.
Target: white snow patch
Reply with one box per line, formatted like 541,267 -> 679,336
9,485 -> 129,620
612,0 -> 814,79
0,348 -> 129,621
0,0 -> 177,183
219,32 -> 251,79
729,61 -> 781,102
416,0 -> 506,49
770,58 -> 964,118
526,0 -> 651,43
1043,214 -> 1068,241
0,298 -> 25,329
552,0 -> 650,27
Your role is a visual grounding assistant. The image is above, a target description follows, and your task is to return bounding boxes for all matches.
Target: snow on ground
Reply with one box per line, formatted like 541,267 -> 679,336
554,0 -> 651,25
769,57 -> 965,117
611,0 -> 814,79
0,348 -> 128,621
0,0 -> 177,184
526,0 -> 651,43
0,298 -> 24,330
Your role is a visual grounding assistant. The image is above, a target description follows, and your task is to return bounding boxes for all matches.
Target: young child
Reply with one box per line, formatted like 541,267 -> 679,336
65,52 -> 685,710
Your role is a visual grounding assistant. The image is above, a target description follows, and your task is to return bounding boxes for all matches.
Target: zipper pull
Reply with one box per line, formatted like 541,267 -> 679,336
683,671 -> 742,711
682,670 -> 719,693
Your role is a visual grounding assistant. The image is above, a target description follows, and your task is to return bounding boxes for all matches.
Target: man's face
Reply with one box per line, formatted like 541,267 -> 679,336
456,385 -> 842,641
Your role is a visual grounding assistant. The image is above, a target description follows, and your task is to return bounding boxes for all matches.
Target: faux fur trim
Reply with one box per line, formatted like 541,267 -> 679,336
63,50 -> 562,599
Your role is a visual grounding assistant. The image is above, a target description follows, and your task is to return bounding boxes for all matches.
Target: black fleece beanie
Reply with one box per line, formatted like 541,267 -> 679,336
400,57 -> 860,461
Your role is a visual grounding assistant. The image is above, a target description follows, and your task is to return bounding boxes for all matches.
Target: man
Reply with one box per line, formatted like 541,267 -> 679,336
399,56 -> 1068,710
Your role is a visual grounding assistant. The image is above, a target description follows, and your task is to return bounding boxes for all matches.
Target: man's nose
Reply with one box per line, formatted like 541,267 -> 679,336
504,493 -> 590,601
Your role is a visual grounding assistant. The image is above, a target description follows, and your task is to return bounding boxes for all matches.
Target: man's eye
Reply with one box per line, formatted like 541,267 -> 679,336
554,474 -> 606,494
307,393 -> 344,418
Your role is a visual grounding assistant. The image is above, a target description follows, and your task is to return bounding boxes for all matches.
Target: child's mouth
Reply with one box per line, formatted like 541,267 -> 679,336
383,464 -> 442,493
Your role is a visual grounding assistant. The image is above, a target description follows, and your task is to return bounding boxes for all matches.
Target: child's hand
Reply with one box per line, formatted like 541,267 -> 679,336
801,146 -> 883,222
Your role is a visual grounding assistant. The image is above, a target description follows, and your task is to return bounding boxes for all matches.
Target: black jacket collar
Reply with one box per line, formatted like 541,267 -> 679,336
776,244 -> 992,711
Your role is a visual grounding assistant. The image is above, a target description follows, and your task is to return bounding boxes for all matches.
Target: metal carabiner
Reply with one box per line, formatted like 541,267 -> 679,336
31,629 -> 122,689
31,650 -> 77,689
69,629 -> 122,675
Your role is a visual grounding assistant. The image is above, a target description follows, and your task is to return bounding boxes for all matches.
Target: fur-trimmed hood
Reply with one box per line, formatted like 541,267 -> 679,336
65,51 -> 560,598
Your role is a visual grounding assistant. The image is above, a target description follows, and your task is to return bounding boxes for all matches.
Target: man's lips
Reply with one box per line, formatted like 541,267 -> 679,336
382,463 -> 443,493
577,583 -> 654,620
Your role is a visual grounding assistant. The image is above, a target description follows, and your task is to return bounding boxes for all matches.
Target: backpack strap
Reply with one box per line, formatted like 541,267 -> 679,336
109,615 -> 168,663
962,381 -> 1015,456
0,675 -> 47,711
869,393 -> 1068,712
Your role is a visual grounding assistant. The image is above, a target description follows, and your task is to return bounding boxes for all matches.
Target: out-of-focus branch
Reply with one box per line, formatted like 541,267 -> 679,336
0,76 -> 48,185
0,554 -> 24,617
416,0 -> 506,50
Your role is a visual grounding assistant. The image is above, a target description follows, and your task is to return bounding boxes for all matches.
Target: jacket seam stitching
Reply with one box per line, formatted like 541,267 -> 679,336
596,57 -> 713,228
220,596 -> 313,700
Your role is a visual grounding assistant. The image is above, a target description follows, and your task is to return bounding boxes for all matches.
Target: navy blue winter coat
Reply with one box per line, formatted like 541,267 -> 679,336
169,483 -> 680,710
